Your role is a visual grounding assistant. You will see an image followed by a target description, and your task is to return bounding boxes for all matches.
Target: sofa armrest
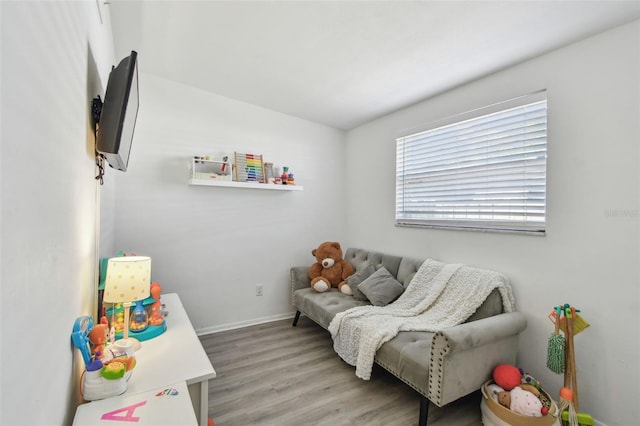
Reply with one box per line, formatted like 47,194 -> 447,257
290,266 -> 310,305
428,311 -> 527,407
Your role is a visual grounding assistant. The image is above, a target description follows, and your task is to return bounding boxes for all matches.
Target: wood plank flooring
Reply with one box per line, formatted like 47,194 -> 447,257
200,317 -> 482,426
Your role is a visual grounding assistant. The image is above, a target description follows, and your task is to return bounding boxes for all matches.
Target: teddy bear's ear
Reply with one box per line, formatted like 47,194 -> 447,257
312,249 -> 317,257
331,242 -> 341,249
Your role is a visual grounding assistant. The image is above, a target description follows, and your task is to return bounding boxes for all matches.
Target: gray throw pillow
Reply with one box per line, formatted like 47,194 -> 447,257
347,262 -> 376,301
358,266 -> 405,306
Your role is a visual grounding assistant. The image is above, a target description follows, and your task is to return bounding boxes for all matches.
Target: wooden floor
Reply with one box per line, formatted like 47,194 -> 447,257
200,317 -> 483,426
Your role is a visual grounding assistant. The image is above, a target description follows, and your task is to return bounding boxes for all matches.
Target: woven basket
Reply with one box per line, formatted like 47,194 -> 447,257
481,380 -> 560,426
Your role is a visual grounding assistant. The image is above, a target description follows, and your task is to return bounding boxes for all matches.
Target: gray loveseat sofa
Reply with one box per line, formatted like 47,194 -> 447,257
290,248 -> 527,426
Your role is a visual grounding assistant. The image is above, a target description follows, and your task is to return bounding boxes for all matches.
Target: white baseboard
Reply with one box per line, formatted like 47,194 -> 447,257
196,312 -> 297,336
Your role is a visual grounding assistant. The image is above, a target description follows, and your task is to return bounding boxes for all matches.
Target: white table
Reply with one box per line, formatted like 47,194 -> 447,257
75,293 -> 216,426
73,381 -> 198,425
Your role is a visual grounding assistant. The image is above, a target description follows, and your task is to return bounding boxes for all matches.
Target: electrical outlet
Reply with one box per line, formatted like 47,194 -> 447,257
255,283 -> 263,296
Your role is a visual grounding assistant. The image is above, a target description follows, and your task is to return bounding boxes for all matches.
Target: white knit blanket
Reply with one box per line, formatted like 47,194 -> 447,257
328,259 -> 515,380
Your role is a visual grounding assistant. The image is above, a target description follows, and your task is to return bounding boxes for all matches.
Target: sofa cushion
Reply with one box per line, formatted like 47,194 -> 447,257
345,248 -> 403,279
396,257 -> 424,288
293,288 -> 369,329
466,288 -> 504,322
375,330 -> 433,396
347,262 -> 376,301
357,266 -> 405,306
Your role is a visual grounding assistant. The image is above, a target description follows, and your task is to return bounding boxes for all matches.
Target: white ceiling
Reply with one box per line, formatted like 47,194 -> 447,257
108,1 -> 640,130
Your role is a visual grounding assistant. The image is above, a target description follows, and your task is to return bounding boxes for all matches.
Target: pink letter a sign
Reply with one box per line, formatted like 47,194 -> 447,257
101,400 -> 147,422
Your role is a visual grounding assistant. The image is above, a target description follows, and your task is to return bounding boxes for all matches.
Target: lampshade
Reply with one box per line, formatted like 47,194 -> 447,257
103,256 -> 151,303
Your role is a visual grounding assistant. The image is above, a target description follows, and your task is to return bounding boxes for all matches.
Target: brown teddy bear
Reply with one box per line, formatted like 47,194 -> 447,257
88,323 -> 109,359
308,241 -> 354,294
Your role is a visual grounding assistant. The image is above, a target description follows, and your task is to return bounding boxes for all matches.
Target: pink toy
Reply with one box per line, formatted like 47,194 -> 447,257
498,386 -> 545,417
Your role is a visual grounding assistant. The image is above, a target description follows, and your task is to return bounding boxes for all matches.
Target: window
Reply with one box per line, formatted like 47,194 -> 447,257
395,91 -> 547,234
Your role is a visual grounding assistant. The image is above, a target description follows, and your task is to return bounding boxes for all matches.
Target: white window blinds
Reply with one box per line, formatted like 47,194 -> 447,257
396,91 -> 547,234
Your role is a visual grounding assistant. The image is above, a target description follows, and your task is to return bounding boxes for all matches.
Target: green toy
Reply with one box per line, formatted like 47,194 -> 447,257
547,305 -> 565,374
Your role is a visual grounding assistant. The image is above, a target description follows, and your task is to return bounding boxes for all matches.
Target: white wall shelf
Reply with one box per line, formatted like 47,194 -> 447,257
188,179 -> 303,191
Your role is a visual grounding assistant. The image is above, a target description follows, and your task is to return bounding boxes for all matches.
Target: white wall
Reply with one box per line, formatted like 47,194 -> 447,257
345,21 -> 639,426
1,2 -> 115,425
2,4 -> 634,424
112,74 -> 346,332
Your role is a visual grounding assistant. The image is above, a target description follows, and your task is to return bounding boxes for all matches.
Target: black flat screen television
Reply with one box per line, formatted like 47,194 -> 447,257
96,51 -> 139,172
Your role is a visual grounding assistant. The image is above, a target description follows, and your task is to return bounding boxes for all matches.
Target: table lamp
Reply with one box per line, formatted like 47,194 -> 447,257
103,256 -> 151,352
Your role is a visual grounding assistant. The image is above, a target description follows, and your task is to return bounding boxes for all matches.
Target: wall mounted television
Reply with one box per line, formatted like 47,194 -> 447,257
95,51 -> 139,172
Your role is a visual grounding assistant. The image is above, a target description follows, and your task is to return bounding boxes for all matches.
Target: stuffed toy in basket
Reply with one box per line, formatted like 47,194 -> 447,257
481,380 -> 561,426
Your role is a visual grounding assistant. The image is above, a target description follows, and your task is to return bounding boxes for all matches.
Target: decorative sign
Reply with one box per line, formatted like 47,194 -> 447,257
101,401 -> 146,422
73,382 -> 197,425
155,387 -> 180,397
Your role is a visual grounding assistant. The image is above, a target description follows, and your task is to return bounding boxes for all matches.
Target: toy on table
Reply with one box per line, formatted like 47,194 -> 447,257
82,353 -> 137,401
106,282 -> 167,341
88,323 -> 109,360
110,302 -> 126,334
104,280 -> 167,342
149,282 -> 165,326
72,316 -> 94,367
82,357 -> 127,401
72,316 -> 137,401
129,302 -> 149,332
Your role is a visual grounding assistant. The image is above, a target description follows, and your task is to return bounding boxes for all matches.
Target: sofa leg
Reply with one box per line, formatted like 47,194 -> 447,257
418,396 -> 429,426
292,311 -> 301,326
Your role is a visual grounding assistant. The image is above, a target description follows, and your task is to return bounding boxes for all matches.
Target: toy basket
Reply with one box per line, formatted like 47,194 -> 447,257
481,380 -> 560,426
